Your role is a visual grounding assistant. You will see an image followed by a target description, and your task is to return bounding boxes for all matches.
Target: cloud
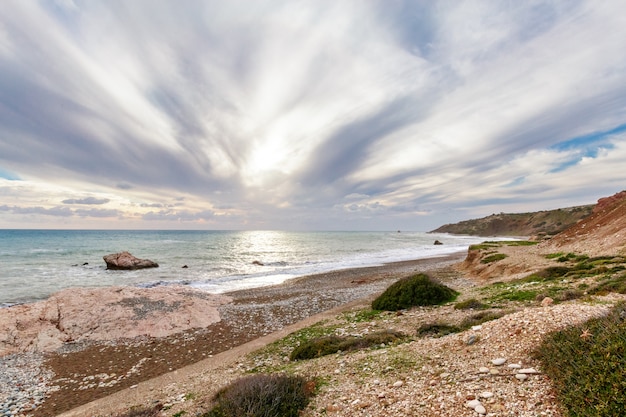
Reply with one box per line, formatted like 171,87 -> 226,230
74,208 -> 120,218
1,1 -> 626,230
62,197 -> 110,205
0,205 -> 73,217
142,209 -> 215,222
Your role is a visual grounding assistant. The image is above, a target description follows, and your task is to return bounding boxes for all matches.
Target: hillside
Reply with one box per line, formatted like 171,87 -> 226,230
459,190 -> 626,282
539,190 -> 626,256
430,205 -> 593,237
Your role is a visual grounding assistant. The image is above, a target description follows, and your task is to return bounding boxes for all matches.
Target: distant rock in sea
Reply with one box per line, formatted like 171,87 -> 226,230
103,251 -> 159,270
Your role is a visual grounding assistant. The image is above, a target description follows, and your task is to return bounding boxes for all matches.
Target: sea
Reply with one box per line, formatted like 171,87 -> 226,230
0,229 -> 498,307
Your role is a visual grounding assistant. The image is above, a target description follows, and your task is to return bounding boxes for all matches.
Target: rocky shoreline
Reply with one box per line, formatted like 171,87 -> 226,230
1,253 -> 464,417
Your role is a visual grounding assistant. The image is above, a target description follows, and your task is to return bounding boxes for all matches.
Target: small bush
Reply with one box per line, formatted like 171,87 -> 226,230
534,303 -> 626,416
481,253 -> 507,264
416,323 -> 461,337
556,289 -> 584,301
204,374 -> 313,417
114,405 -> 163,417
454,298 -> 487,310
290,330 -> 405,361
459,311 -> 505,328
372,274 -> 458,311
490,288 -> 538,302
589,274 -> 626,295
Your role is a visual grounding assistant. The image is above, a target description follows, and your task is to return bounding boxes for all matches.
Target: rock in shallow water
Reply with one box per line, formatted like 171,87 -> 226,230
103,251 -> 159,270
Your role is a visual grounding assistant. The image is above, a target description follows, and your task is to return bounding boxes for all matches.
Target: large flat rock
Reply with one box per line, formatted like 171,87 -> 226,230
0,286 -> 231,356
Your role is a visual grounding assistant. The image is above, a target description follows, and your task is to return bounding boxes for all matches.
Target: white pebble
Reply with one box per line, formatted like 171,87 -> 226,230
393,380 -> 404,388
478,367 -> 490,373
491,358 -> 507,366
519,368 -> 539,374
515,373 -> 529,381
471,325 -> 482,331
466,399 -> 482,409
508,363 -> 522,369
479,391 -> 494,399
475,404 -> 487,414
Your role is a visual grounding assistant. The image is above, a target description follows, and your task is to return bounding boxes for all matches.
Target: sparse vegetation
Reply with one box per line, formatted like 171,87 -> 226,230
589,273 -> 626,295
372,274 -> 458,311
459,310 -> 505,328
481,253 -> 508,263
416,323 -> 461,337
290,330 -> 406,361
203,374 -> 314,417
114,405 -> 163,417
416,310 -> 505,338
482,255 -> 626,303
454,298 -> 487,310
342,309 -> 382,323
534,303 -> 626,417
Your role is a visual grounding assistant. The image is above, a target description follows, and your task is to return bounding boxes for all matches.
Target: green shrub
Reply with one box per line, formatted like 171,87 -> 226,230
289,330 -> 405,361
555,289 -> 584,301
459,311 -> 505,328
416,323 -> 461,337
534,303 -> 626,416
589,274 -> 626,295
372,274 -> 458,311
481,253 -> 507,264
204,374 -> 313,417
490,288 -> 538,302
417,310 -> 505,339
454,298 -> 487,310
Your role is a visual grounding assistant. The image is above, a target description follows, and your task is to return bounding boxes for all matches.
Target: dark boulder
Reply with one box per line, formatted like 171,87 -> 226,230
434,240 -> 444,245
103,251 -> 159,270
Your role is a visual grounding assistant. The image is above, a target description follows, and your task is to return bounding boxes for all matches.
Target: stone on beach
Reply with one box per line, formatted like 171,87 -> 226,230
103,251 -> 159,270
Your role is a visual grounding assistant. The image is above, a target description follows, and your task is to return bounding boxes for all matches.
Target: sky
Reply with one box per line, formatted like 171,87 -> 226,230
1,0 -> 626,231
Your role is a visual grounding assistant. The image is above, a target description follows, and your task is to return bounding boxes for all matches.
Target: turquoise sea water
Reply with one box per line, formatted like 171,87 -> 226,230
0,230 -> 493,306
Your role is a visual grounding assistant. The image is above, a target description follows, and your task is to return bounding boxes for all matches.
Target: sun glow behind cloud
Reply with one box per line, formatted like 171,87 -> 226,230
1,0 -> 626,230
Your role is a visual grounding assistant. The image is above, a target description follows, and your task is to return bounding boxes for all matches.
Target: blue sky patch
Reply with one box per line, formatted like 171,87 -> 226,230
0,168 -> 20,180
551,123 -> 626,152
548,123 -> 625,173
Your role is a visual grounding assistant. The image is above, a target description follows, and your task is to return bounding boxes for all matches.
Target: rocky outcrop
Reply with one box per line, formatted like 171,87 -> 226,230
0,286 -> 232,356
103,251 -> 159,270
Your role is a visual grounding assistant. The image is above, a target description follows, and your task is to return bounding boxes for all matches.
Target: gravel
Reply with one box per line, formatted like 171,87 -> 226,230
0,354 -> 57,417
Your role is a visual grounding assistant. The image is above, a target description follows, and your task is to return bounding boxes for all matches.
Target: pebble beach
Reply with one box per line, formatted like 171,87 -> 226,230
1,254 -> 464,417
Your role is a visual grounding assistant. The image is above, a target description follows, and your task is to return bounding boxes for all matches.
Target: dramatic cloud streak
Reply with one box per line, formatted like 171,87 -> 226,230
1,0 -> 625,230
